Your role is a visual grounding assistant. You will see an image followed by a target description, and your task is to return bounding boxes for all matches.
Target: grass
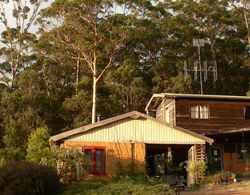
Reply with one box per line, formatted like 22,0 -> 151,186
61,177 -> 174,195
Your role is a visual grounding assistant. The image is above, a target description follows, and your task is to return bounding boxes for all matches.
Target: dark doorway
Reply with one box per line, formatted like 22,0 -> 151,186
207,146 -> 223,172
146,144 -> 191,177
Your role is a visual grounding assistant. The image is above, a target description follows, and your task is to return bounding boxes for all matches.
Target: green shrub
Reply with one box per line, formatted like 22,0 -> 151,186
62,180 -> 172,195
116,161 -> 144,177
186,160 -> 207,184
26,127 -> 53,165
0,161 -> 60,195
203,171 -> 236,185
53,147 -> 90,183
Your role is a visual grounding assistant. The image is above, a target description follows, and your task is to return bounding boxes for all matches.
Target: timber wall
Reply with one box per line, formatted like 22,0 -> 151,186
175,99 -> 250,133
223,152 -> 250,174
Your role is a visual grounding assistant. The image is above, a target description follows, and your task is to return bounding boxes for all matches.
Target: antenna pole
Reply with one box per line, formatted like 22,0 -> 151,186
184,39 -> 218,93
198,45 -> 203,94
193,39 -> 205,94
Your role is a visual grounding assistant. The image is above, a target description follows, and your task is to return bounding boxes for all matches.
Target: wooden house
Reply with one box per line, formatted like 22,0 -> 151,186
146,93 -> 250,175
51,111 -> 213,184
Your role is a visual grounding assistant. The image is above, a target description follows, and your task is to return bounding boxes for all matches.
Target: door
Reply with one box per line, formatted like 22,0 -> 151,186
210,147 -> 223,172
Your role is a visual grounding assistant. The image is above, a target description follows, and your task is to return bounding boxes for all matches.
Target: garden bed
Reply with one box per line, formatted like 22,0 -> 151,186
62,177 -> 174,195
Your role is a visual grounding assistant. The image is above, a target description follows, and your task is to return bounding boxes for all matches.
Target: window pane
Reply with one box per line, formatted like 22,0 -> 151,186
245,107 -> 250,119
191,106 -> 199,118
84,149 -> 92,159
200,106 -> 208,119
95,149 -> 105,174
237,144 -> 250,160
84,149 -> 93,172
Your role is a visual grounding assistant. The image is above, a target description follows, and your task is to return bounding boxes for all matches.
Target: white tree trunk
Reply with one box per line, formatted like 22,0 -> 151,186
243,0 -> 250,45
92,76 -> 97,124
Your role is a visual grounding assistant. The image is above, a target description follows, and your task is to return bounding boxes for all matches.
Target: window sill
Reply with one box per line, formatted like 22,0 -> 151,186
89,172 -> 107,176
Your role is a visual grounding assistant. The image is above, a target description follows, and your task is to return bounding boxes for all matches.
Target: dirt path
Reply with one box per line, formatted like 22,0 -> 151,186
181,180 -> 250,195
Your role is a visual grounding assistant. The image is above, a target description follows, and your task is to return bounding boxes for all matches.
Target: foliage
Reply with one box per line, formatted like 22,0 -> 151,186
0,0 -> 249,171
0,0 -> 47,88
203,171 -> 236,185
116,161 -> 144,177
62,178 -> 172,195
186,160 -> 207,184
26,127 -> 91,183
0,73 -> 46,162
0,147 -> 24,167
53,147 -> 90,184
105,60 -> 151,113
39,0 -> 131,123
0,161 -> 60,195
62,89 -> 92,129
26,127 -> 53,165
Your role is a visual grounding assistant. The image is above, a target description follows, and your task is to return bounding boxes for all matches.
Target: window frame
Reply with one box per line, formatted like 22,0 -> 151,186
190,104 -> 210,119
244,106 -> 250,120
82,146 -> 106,175
236,143 -> 250,161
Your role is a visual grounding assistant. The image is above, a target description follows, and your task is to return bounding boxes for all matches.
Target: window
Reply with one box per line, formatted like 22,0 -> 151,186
237,144 -> 250,161
190,105 -> 209,119
224,144 -> 236,153
83,147 -> 105,175
245,106 -> 250,119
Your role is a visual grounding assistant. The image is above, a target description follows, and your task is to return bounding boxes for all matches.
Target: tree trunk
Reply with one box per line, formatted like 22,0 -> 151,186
243,6 -> 250,45
92,76 -> 97,124
11,68 -> 16,90
42,65 -> 51,99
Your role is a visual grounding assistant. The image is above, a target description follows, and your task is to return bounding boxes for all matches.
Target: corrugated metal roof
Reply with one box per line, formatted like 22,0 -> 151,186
50,111 -> 213,144
159,93 -> 250,100
66,117 -> 207,145
145,93 -> 250,111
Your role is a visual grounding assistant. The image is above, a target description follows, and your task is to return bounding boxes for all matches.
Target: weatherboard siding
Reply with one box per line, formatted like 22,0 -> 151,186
65,118 -> 205,144
175,99 -> 250,133
223,151 -> 250,174
156,98 -> 176,126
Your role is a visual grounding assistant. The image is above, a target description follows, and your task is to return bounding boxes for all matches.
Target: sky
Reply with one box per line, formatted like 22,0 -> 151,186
0,0 -> 52,34
0,0 -> 51,63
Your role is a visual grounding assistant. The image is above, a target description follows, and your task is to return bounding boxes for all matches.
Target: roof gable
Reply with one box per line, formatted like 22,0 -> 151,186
50,111 -> 213,144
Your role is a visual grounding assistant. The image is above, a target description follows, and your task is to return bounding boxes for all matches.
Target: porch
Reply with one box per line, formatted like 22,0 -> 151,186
207,130 -> 250,174
145,143 -> 205,186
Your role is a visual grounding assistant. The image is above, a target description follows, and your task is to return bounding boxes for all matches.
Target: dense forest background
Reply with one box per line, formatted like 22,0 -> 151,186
0,0 -> 249,162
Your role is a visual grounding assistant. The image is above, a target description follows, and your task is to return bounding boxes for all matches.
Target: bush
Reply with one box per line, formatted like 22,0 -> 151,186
26,127 -> 53,165
53,147 -> 90,183
0,161 -> 60,195
116,161 -> 144,177
186,160 -> 207,184
62,180 -> 172,195
203,171 -> 236,185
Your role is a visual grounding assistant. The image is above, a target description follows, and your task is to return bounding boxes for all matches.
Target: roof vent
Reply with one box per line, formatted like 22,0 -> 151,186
97,115 -> 101,122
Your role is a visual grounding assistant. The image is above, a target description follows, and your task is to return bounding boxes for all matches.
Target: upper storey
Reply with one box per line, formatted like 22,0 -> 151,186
145,93 -> 250,134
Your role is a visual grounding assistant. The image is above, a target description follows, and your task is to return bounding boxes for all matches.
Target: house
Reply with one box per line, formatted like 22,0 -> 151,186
50,92 -> 250,184
145,93 -> 250,175
50,111 -> 213,184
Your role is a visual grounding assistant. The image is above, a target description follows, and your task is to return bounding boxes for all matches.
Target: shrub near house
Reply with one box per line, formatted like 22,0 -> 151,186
0,161 -> 60,195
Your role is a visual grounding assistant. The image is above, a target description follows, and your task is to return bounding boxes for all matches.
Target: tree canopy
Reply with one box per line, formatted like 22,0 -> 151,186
0,0 -> 249,163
